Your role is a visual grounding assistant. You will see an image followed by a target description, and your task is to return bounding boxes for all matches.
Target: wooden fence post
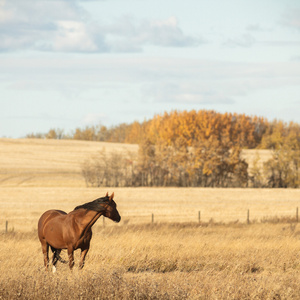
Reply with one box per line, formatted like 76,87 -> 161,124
198,211 -> 201,223
247,209 -> 250,224
152,213 -> 154,224
5,221 -> 8,233
296,207 -> 299,223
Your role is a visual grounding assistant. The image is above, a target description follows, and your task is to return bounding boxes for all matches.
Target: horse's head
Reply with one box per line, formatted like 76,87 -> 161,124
103,192 -> 121,223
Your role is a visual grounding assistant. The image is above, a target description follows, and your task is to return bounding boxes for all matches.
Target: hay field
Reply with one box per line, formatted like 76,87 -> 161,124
1,187 -> 300,232
2,223 -> 300,299
0,138 -> 138,187
2,138 -> 293,230
0,138 -> 270,188
1,138 -> 300,299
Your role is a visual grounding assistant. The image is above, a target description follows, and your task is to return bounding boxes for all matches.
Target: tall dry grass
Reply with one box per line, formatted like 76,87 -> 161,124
1,187 -> 300,232
1,138 -> 300,299
1,223 -> 300,299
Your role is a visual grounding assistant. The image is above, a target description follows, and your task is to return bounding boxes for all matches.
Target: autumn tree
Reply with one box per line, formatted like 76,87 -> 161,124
73,126 -> 97,141
263,131 -> 300,188
135,110 -> 250,187
81,149 -> 136,187
249,152 -> 264,187
46,128 -> 64,139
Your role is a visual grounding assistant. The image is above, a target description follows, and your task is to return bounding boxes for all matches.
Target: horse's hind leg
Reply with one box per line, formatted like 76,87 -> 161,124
41,241 -> 49,270
51,248 -> 58,273
51,248 -> 65,273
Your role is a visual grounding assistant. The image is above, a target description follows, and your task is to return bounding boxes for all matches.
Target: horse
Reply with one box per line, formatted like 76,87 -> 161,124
38,192 -> 121,271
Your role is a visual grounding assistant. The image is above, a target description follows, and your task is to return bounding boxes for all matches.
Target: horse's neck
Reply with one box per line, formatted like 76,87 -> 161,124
76,210 -> 103,232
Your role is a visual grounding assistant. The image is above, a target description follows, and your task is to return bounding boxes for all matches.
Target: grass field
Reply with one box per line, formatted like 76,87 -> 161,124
0,138 -> 271,188
2,222 -> 300,299
0,138 -> 138,187
1,187 -> 300,232
1,138 -> 300,299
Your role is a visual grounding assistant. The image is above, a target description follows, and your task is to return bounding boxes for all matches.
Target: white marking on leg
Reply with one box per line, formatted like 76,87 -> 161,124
52,265 -> 56,273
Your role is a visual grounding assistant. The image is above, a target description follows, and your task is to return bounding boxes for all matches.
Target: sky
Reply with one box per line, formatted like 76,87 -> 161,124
1,0 -> 300,138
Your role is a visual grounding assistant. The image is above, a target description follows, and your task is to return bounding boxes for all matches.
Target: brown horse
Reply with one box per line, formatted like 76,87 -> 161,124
38,192 -> 121,271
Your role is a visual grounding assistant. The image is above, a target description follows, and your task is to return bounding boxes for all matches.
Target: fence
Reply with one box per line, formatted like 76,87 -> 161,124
4,207 -> 299,233
4,207 -> 300,233
148,207 -> 300,225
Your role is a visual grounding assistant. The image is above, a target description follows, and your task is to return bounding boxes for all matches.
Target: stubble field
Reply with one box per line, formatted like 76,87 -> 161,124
1,138 -> 300,299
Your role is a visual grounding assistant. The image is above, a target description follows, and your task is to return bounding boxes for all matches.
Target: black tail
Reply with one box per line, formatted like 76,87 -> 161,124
51,247 -> 68,264
57,255 -> 67,264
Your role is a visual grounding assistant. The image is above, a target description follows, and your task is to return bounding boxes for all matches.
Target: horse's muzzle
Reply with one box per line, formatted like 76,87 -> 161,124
114,215 -> 121,223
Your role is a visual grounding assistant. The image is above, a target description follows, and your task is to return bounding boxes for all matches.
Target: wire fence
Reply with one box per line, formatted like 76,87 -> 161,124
3,207 -> 300,233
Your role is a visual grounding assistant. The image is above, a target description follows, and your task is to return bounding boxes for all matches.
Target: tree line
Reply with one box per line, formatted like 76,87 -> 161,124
26,110 -> 299,149
26,110 -> 300,188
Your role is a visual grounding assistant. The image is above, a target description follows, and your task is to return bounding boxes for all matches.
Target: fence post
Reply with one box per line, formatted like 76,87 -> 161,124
103,216 -> 105,228
5,221 -> 8,233
152,213 -> 154,224
198,211 -> 201,223
247,209 -> 250,224
296,207 -> 299,223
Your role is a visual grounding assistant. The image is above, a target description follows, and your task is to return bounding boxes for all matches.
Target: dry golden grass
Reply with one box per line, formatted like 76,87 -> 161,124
1,187 -> 300,232
2,223 -> 300,299
0,138 -> 138,187
1,138 -> 300,299
1,187 -> 300,299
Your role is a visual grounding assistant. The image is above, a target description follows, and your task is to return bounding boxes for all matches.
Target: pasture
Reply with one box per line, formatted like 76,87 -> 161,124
1,138 -> 300,299
2,219 -> 300,299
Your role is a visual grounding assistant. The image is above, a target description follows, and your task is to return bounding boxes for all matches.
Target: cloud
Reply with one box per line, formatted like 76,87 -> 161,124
82,113 -> 107,125
281,9 -> 300,31
2,54 -> 299,110
52,21 -> 102,52
0,0 -> 86,51
246,24 -> 265,32
291,55 -> 300,61
142,16 -> 200,47
139,59 -> 300,105
143,81 -> 235,105
103,15 -> 202,52
246,23 -> 273,33
0,1 -> 201,52
259,41 -> 300,47
223,33 -> 256,48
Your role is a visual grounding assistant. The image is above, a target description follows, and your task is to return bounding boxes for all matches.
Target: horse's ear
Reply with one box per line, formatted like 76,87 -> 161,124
105,192 -> 108,197
109,192 -> 114,201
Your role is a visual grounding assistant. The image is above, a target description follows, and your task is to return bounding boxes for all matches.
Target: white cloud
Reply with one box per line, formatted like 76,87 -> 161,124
0,0 -> 85,51
82,113 -> 107,125
145,16 -> 200,47
53,21 -> 98,52
139,59 -> 300,105
2,56 -> 299,102
100,15 -> 202,52
0,1 -> 201,52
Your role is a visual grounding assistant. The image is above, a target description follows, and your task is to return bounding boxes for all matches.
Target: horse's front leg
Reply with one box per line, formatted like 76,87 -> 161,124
67,247 -> 75,270
79,247 -> 89,270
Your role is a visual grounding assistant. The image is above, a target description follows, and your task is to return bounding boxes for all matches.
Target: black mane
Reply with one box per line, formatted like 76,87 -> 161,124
74,196 -> 109,212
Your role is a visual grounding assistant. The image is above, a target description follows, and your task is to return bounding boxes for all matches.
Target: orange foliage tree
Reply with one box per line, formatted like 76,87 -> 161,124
134,110 -> 258,187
